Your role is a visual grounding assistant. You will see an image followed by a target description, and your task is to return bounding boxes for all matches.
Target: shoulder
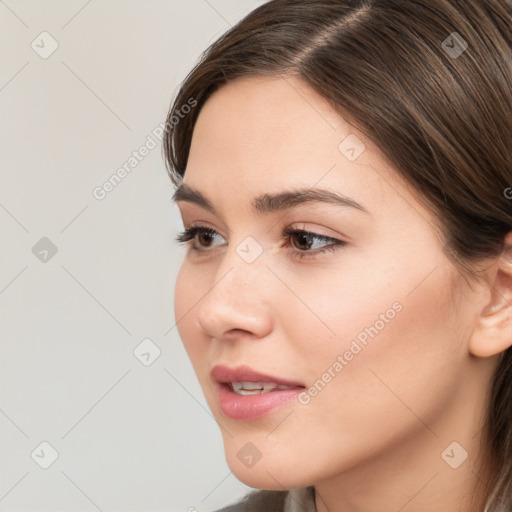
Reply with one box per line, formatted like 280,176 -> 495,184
213,486 -> 315,512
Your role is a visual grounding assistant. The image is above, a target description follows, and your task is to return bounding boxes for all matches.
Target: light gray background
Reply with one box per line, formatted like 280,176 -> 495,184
1,1 -> 268,510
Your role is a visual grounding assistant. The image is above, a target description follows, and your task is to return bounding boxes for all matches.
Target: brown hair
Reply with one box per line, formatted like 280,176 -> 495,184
163,1 -> 512,509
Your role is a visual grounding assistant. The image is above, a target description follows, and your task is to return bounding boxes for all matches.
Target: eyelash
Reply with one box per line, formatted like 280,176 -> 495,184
174,224 -> 346,260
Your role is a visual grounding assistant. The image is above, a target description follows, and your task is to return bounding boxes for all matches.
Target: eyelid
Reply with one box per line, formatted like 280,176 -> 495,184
177,222 -> 339,244
178,214 -> 344,240
177,207 -> 230,235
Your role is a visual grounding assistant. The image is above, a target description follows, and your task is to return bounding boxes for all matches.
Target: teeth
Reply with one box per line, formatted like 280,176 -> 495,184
230,382 -> 295,395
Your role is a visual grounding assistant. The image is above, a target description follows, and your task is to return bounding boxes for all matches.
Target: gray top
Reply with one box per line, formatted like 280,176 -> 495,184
214,486 -> 316,512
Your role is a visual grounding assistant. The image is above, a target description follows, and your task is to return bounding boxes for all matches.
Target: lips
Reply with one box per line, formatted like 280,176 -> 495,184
211,364 -> 305,388
211,364 -> 306,420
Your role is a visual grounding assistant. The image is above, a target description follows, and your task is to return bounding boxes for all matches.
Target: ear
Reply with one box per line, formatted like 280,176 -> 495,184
469,232 -> 512,358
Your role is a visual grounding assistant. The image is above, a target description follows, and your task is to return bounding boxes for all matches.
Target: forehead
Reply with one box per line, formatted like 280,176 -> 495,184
191,75 -> 353,157
183,75 -> 432,230
187,76 -> 377,189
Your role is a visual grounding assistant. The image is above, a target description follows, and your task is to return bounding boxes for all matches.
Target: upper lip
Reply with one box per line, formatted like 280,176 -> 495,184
211,364 -> 305,387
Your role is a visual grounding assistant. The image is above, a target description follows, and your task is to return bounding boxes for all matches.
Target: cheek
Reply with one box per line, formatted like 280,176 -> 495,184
174,263 -> 208,364
173,264 -> 190,343
296,262 -> 464,438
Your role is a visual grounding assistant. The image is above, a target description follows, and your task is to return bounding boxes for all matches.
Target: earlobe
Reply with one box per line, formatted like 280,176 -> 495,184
469,233 -> 512,358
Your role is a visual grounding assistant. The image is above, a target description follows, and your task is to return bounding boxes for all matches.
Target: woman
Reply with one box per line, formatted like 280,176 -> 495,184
164,1 -> 512,510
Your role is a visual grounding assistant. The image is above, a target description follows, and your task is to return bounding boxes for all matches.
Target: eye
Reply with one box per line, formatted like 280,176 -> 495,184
281,226 -> 346,259
175,225 -> 223,249
175,224 -> 346,259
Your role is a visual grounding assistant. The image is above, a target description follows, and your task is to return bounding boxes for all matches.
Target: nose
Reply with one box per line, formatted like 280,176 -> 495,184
196,244 -> 274,342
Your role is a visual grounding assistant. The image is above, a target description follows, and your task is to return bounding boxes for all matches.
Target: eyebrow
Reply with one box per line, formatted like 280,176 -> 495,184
172,183 -> 370,215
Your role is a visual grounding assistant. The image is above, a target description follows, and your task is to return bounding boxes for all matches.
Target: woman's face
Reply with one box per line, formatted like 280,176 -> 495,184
173,76 -> 488,490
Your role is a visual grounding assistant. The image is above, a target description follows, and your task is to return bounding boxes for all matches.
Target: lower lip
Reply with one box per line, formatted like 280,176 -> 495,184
215,382 -> 304,420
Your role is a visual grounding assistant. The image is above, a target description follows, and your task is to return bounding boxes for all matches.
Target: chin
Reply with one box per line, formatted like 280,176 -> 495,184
223,442 -> 313,490
228,464 -> 305,490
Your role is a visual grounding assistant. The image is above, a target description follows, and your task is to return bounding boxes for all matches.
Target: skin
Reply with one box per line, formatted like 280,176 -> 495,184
173,75 -> 512,512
